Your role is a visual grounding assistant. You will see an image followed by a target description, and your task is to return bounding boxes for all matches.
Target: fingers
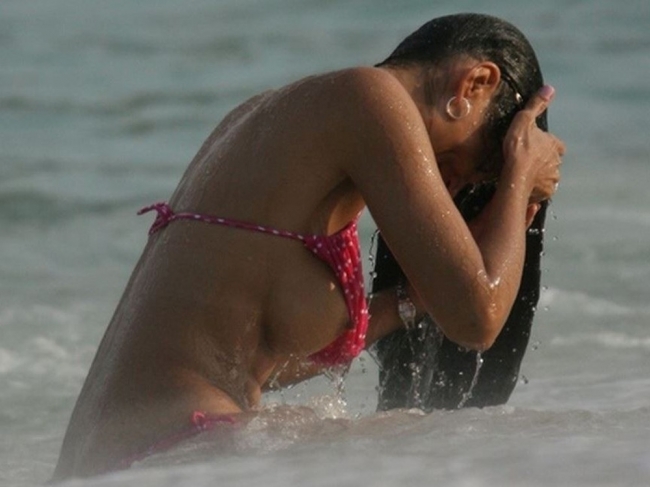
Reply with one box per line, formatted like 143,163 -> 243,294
538,85 -> 555,102
501,84 -> 565,204
525,203 -> 541,228
522,85 -> 555,121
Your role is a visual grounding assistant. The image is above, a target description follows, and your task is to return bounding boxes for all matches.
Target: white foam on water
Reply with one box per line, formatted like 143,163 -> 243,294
540,287 -> 640,317
0,348 -> 21,375
551,331 -> 650,350
46,405 -> 650,487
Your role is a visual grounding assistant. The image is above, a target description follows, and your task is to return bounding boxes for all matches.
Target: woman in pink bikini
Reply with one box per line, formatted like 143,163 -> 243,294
53,13 -> 564,479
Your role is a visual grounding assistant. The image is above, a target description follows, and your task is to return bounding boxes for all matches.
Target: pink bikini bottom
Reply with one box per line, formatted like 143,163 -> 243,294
114,411 -> 238,471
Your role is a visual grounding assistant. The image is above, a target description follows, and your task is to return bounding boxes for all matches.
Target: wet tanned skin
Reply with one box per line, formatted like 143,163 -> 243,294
53,63 -> 563,479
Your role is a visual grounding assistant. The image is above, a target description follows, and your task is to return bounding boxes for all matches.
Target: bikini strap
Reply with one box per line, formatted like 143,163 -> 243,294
137,202 -> 177,235
138,202 -> 307,241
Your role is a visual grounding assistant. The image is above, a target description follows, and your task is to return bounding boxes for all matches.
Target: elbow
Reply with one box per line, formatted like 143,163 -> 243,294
455,333 -> 497,353
420,279 -> 512,352
442,310 -> 505,352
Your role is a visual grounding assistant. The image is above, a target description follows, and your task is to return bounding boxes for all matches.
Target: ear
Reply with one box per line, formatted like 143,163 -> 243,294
457,62 -> 501,102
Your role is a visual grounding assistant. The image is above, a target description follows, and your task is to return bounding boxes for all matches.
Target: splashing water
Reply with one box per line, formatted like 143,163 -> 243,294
456,352 -> 484,409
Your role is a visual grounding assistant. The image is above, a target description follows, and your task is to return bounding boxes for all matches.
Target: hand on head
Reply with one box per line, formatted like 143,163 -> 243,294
502,85 -> 566,204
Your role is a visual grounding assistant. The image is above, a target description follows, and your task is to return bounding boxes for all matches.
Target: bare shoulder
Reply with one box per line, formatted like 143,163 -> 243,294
217,89 -> 276,128
322,66 -> 407,95
316,66 -> 420,118
317,67 -> 435,172
292,67 -> 429,156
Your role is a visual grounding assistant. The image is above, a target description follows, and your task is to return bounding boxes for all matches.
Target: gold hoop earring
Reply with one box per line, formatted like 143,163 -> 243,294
445,96 -> 471,120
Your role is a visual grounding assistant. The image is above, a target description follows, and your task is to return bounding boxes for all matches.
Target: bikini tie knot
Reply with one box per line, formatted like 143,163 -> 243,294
137,202 -> 176,235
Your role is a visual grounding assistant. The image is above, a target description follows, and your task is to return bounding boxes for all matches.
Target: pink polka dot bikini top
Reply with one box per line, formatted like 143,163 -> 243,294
138,202 -> 368,366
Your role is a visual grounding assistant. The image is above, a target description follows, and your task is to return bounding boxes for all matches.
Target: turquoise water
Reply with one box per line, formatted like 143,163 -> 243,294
2,0 -> 650,486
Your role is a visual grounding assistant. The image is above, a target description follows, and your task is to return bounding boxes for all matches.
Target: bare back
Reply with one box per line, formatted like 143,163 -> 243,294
54,71 -> 371,478
54,63 -> 559,479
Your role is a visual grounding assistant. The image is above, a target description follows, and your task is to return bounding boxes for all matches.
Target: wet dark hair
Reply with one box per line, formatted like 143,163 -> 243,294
373,15 -> 551,411
377,13 -> 547,173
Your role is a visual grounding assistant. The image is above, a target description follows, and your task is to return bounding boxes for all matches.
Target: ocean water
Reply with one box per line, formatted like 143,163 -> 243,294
2,0 -> 649,486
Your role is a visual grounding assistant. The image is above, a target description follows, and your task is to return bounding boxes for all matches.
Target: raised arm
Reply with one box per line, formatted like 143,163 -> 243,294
338,69 -> 563,351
